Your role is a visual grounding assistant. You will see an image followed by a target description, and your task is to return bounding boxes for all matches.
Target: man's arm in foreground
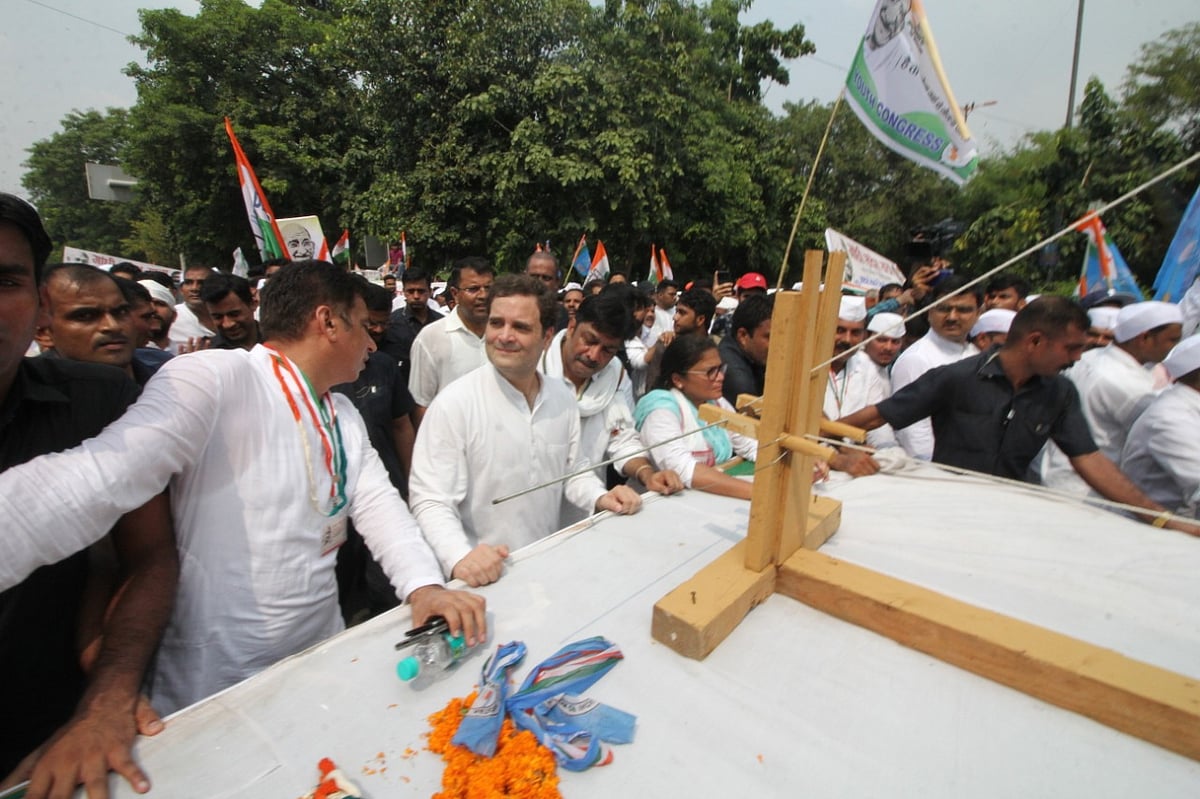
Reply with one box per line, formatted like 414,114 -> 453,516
1070,451 -> 1200,536
19,492 -> 179,799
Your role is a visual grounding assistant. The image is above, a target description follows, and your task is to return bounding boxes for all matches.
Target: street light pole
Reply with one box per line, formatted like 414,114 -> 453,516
1065,0 -> 1086,128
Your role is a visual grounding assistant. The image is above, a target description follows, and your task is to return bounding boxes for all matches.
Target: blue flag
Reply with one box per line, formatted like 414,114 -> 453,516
1153,183 -> 1200,302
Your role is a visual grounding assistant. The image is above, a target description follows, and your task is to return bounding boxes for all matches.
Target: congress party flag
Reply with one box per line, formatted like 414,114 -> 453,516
657,247 -> 675,281
646,244 -> 660,286
587,240 -> 611,283
844,0 -> 978,185
224,118 -> 288,261
1152,183 -> 1200,302
331,229 -> 351,267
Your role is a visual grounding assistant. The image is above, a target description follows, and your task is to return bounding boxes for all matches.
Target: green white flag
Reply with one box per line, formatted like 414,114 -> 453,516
844,0 -> 978,185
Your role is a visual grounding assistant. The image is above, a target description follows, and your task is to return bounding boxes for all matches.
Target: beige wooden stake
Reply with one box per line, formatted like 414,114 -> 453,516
777,548 -> 1200,761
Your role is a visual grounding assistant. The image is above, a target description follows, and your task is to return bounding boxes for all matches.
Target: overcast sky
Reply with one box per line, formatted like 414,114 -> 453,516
1,0 -> 1196,197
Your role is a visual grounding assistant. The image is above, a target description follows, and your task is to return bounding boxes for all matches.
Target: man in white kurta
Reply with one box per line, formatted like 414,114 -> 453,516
1120,335 -> 1200,519
407,259 -> 493,416
409,275 -> 643,587
0,263 -> 484,714
1039,301 -> 1183,494
889,281 -> 981,459
538,289 -> 682,526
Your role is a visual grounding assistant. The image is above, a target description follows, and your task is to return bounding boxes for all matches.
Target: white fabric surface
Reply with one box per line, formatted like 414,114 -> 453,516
167,302 -> 214,351
0,346 -> 443,713
1038,343 -> 1157,495
408,363 -> 606,576
638,391 -> 756,487
1120,383 -> 1200,518
86,474 -> 1200,798
540,329 -> 641,525
1181,276 -> 1200,338
406,309 -> 486,406
888,330 -> 977,459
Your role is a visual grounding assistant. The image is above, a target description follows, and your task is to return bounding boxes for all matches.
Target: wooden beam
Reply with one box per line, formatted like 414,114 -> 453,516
777,548 -> 1200,762
651,540 -> 776,660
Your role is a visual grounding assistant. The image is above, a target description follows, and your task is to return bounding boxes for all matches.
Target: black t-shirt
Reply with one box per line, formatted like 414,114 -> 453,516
718,334 -> 765,406
331,351 -> 415,494
877,350 -> 1097,480
0,357 -> 139,773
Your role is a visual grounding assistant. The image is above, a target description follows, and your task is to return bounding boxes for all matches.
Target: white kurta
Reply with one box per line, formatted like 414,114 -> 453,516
168,303 -> 215,352
408,364 -> 606,576
1038,344 -> 1157,495
824,354 -> 896,449
0,347 -> 443,714
1181,275 -> 1200,339
889,331 -> 978,460
540,330 -> 641,526
407,309 -> 486,407
1120,383 -> 1200,519
638,391 -> 757,488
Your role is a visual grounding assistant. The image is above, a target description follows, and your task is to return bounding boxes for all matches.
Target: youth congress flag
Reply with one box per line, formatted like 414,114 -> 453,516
844,0 -> 978,185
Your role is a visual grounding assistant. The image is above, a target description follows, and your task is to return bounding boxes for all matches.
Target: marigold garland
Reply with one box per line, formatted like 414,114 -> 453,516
426,690 -> 562,799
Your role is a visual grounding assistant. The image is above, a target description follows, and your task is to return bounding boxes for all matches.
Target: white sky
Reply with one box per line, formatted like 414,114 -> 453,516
1,0 -> 1196,196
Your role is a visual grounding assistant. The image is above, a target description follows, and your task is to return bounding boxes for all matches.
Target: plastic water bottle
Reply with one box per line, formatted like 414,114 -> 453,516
397,632 -> 469,684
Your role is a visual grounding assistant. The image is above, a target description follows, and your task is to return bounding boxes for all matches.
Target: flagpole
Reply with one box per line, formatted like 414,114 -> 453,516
776,90 -> 843,291
565,233 -> 586,288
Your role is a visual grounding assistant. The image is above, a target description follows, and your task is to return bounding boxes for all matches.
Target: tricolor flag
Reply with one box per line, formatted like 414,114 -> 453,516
224,118 -> 288,261
1074,212 -> 1142,297
570,234 -> 592,278
844,0 -> 978,184
658,247 -> 675,281
587,240 -> 610,283
331,229 -> 350,267
1152,183 -> 1200,302
231,246 -> 249,278
646,244 -> 660,286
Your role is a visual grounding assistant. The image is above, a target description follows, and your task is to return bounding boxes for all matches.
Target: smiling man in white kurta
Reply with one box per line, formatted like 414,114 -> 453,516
409,274 -> 643,587
0,262 -> 485,715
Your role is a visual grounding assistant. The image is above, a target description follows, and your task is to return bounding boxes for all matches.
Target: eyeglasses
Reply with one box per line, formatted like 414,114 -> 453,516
457,284 -> 491,296
686,363 -> 728,381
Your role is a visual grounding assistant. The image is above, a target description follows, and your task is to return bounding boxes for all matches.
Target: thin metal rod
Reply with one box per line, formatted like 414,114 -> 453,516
1065,0 -> 1086,129
776,90 -> 844,291
804,433 -> 1194,527
491,418 -> 731,505
804,149 -> 1200,375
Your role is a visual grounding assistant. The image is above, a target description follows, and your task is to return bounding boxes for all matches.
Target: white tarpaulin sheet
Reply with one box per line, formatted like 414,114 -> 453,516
85,470 -> 1200,797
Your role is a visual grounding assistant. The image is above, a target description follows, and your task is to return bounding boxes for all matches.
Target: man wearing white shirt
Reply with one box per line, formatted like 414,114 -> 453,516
407,257 -> 493,426
0,261 -> 485,716
889,277 -> 981,460
538,285 -> 683,525
1039,301 -> 1183,494
825,297 -> 894,477
653,279 -> 679,332
855,311 -> 906,390
167,264 -> 215,352
409,274 -> 644,588
1121,335 -> 1200,519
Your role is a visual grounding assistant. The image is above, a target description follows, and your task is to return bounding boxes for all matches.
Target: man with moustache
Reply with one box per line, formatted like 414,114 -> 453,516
0,260 -> 487,717
138,276 -> 178,351
168,264 -> 215,352
201,272 -> 262,351
407,257 -> 494,426
409,274 -> 644,587
538,285 -> 683,525
837,298 -> 1198,535
36,264 -> 168,388
719,293 -> 773,405
888,276 -> 981,460
823,297 -> 894,477
853,312 -> 906,390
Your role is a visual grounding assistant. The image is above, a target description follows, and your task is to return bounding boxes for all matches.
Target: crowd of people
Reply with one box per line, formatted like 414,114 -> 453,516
2,190 -> 1200,797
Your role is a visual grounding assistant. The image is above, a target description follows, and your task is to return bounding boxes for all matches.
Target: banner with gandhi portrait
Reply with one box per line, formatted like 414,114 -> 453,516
276,215 -> 330,263
844,0 -> 978,185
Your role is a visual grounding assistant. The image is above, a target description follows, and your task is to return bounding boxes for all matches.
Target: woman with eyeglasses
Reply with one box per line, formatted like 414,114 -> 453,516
633,335 -> 757,499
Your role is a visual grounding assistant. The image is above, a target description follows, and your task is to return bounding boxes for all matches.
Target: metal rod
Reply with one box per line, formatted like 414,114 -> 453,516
1065,0 -> 1086,129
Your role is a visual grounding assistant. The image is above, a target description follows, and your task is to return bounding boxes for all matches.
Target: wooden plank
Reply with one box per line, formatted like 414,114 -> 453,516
698,402 -> 761,439
777,548 -> 1200,762
651,540 -> 776,660
801,495 -> 842,550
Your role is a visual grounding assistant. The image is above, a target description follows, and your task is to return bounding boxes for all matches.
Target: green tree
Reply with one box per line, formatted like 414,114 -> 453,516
124,0 -> 360,265
1122,22 -> 1200,152
21,108 -> 141,257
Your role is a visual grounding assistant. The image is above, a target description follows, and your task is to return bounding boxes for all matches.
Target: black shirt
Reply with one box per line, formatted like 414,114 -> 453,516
0,357 -> 139,773
381,305 -> 443,385
877,350 -> 1097,480
331,351 -> 415,495
718,334 -> 765,405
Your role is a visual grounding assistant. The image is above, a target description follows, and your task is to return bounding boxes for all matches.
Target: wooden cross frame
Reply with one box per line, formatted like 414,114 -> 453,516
650,250 -> 1200,762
